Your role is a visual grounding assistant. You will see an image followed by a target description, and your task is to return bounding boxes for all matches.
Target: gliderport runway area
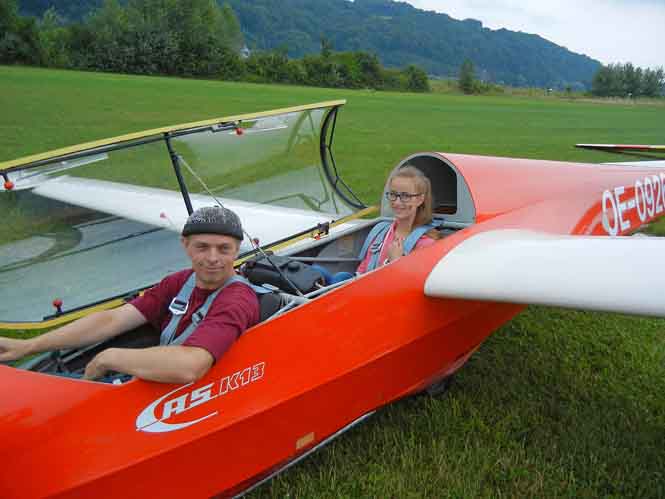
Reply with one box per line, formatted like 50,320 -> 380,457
1,65 -> 664,498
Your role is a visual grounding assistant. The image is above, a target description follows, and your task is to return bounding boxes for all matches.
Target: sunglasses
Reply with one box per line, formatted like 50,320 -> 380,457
385,191 -> 423,202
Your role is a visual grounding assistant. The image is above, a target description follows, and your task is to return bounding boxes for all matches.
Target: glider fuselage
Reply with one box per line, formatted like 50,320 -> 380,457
2,153 -> 664,498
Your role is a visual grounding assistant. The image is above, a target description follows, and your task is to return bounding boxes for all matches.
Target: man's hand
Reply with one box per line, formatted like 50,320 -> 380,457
83,349 -> 115,380
0,337 -> 33,363
1,305 -> 146,367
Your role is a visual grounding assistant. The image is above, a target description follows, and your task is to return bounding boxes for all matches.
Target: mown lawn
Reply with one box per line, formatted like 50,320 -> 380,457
1,66 -> 664,498
3,65 -> 665,202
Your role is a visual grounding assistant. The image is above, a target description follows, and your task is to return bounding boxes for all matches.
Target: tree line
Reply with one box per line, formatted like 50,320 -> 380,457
456,57 -> 663,98
591,63 -> 664,98
0,0 -> 429,91
243,42 -> 428,91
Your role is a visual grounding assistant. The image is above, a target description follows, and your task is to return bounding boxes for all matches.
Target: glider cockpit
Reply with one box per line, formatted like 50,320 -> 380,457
0,101 -> 360,377
1,112 -> 484,387
1,101 -> 477,382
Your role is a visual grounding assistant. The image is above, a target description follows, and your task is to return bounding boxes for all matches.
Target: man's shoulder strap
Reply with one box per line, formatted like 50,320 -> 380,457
161,274 -> 252,346
186,275 -> 252,326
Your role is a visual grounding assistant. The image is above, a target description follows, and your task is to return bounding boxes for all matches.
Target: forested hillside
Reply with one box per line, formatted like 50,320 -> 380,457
19,0 -> 601,89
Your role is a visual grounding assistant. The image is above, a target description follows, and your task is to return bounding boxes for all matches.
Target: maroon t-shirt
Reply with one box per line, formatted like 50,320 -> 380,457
130,269 -> 259,362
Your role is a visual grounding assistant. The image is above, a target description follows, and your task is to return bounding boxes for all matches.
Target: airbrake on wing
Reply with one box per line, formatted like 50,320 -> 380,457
576,143 -> 665,168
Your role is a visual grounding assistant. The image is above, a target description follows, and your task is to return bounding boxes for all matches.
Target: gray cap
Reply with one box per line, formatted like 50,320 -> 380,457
181,206 -> 243,241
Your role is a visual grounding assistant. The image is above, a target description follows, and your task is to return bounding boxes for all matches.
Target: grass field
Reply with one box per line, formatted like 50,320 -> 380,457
3,66 -> 665,201
2,66 -> 665,498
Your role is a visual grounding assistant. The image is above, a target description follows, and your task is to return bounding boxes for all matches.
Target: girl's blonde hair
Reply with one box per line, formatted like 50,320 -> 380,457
388,165 -> 441,239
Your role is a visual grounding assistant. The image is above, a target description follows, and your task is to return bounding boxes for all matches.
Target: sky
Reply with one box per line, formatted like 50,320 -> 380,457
404,0 -> 664,69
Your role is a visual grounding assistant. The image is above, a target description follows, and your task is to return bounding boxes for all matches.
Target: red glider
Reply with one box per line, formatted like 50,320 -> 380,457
1,101 -> 664,498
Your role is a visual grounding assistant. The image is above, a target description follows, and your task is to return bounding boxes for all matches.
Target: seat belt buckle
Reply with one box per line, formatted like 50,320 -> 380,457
169,297 -> 189,315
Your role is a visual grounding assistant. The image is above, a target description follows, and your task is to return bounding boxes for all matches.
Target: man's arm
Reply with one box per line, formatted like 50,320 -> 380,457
84,345 -> 213,384
0,304 -> 147,362
86,283 -> 259,384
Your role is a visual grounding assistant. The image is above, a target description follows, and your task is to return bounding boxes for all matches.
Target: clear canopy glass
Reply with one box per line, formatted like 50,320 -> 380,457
0,102 -> 360,323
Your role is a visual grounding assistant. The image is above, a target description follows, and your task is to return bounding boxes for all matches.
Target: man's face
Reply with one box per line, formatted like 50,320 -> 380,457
182,234 -> 240,289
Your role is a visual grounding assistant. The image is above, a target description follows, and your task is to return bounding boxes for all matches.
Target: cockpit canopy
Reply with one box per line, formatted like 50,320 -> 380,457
0,101 -> 363,324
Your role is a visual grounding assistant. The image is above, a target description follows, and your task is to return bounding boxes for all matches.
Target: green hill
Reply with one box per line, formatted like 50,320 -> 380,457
19,0 -> 601,89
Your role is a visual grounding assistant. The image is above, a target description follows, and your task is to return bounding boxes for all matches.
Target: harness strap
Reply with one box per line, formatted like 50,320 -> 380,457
160,274 -> 252,346
359,221 -> 392,272
403,222 -> 439,254
358,220 -> 392,261
360,220 -> 442,272
160,273 -> 197,346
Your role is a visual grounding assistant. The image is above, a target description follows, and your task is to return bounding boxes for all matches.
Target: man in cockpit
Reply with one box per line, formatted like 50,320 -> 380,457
0,206 -> 259,384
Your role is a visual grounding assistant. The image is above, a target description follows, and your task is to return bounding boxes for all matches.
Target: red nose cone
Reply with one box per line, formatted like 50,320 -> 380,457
4,180 -> 14,190
235,127 -> 244,136
52,299 -> 63,308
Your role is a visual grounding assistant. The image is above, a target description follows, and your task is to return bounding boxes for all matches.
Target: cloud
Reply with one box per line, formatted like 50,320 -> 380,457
405,0 -> 664,69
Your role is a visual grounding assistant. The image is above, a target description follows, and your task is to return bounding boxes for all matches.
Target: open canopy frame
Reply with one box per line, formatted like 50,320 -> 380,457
0,100 -> 367,325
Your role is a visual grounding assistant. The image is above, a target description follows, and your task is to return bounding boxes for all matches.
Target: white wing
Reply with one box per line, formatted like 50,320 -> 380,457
425,229 -> 665,318
33,176 -> 336,251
